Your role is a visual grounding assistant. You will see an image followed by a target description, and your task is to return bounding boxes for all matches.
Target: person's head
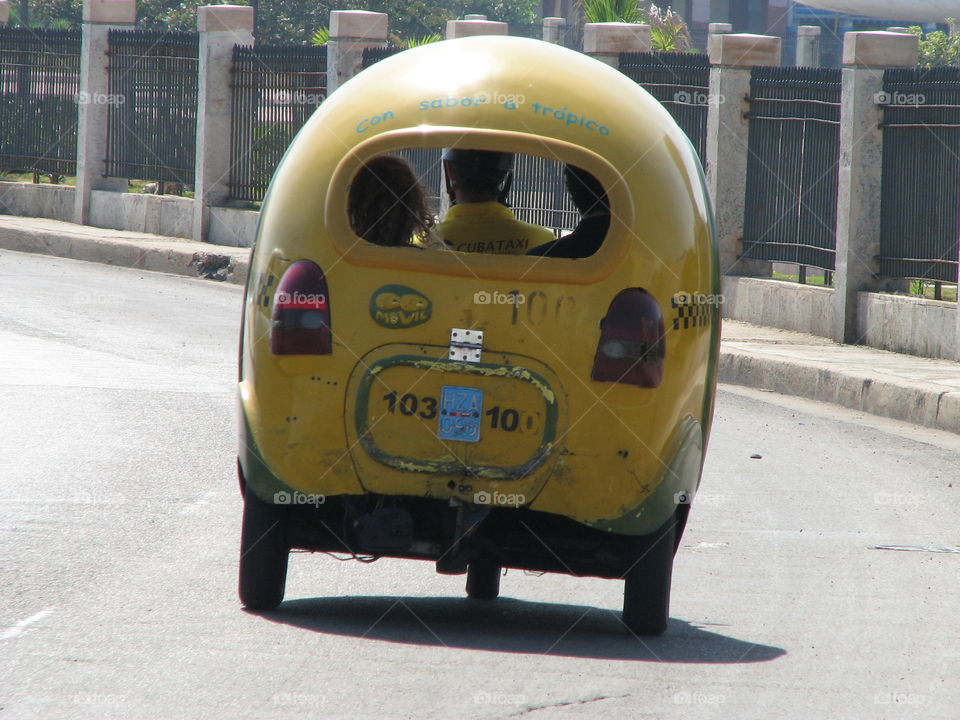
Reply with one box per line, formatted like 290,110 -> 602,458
441,148 -> 514,205
349,156 -> 433,247
564,165 -> 609,216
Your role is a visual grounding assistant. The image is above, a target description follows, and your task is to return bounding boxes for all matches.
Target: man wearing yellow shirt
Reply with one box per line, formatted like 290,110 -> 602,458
434,149 -> 554,255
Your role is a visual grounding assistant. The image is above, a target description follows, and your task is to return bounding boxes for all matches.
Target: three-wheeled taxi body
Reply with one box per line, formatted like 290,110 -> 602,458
238,36 -> 719,635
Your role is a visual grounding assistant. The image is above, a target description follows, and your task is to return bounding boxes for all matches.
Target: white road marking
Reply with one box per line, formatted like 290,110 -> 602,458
1,608 -> 54,640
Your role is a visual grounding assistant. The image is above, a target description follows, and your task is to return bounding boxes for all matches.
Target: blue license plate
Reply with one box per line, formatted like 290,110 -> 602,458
438,385 -> 483,443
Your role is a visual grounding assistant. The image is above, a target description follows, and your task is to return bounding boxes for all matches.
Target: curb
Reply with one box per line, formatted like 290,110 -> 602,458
4,215 -> 958,437
0,216 -> 251,285
719,349 -> 960,435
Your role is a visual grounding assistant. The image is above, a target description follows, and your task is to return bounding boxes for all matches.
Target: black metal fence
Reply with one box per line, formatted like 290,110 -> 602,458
229,45 -> 327,202
511,155 -> 578,232
741,66 -> 841,273
510,23 -> 580,50
105,30 -> 198,184
618,52 -> 710,161
361,46 -> 575,231
392,148 -> 443,216
361,46 -> 400,69
879,67 -> 960,286
0,28 -> 81,177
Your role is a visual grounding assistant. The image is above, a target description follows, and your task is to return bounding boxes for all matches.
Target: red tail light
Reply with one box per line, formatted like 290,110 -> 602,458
270,260 -> 332,355
591,289 -> 664,388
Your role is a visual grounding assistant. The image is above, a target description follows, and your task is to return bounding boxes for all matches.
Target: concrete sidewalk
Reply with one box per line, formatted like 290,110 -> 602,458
720,321 -> 960,434
3,213 -> 960,434
0,214 -> 250,284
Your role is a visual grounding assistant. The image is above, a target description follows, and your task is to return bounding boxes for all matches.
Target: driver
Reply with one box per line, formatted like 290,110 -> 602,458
433,149 -> 554,255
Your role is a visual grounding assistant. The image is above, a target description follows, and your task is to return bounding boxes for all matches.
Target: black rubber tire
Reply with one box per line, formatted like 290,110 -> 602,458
239,485 -> 290,610
622,516 -> 676,636
466,560 -> 501,600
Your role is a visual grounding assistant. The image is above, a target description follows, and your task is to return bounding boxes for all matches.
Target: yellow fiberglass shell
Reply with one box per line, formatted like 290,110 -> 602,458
238,36 -> 720,536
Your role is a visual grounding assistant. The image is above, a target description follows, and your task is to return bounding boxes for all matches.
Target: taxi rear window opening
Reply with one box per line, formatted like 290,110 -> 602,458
346,149 -> 610,259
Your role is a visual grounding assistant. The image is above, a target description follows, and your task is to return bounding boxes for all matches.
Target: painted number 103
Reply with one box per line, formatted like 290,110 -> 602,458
382,393 -> 538,433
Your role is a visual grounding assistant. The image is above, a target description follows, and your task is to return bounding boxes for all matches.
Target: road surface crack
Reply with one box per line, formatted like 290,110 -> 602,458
511,693 -> 629,716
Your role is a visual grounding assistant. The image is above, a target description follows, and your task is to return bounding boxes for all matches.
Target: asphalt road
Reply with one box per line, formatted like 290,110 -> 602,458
1,250 -> 958,719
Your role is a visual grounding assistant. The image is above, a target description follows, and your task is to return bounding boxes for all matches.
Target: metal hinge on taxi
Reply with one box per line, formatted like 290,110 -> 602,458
448,328 -> 484,363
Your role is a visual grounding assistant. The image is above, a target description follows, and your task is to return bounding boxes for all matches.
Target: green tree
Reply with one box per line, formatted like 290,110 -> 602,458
579,0 -> 644,23
349,1 -> 539,43
578,0 -> 690,51
13,0 -> 538,44
907,21 -> 960,68
10,0 -> 81,28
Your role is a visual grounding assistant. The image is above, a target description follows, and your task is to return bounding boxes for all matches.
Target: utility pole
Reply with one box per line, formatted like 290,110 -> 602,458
18,0 -> 28,27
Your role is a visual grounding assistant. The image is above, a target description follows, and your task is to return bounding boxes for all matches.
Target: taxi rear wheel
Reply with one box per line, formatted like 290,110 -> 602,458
622,516 -> 676,636
466,560 -> 501,600
239,484 -> 290,611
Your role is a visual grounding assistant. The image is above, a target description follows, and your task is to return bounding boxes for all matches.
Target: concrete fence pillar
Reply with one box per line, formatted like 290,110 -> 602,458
326,10 -> 388,94
193,5 -> 254,244
708,22 -> 732,48
464,14 -> 487,21
543,17 -> 566,45
706,33 -> 780,277
445,18 -> 508,39
956,230 -> 960,361
832,31 -> 918,344
796,25 -> 821,67
74,0 -> 136,226
0,2 -> 10,27
583,23 -> 652,68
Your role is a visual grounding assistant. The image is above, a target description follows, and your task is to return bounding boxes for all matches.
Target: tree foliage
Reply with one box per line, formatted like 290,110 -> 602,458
578,0 -> 691,51
10,0 -> 80,28
907,21 -> 960,68
579,0 -> 643,23
10,0 -> 538,44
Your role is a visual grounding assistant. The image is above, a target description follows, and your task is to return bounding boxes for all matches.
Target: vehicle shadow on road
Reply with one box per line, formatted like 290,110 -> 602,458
254,596 -> 785,663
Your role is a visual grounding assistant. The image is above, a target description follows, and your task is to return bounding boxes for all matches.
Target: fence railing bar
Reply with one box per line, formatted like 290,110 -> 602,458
745,115 -> 840,125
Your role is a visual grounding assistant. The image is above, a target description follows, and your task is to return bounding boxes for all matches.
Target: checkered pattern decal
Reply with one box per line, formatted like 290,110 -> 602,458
671,294 -> 713,331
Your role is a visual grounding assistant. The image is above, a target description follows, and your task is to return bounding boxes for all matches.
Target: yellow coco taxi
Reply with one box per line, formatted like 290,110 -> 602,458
237,36 -> 719,635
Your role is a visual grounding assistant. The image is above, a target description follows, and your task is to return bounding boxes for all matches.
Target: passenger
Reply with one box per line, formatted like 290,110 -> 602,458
526,165 -> 610,259
348,156 -> 434,247
434,149 -> 554,255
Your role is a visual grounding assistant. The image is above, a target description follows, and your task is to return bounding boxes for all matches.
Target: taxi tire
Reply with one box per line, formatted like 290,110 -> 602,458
239,485 -> 290,611
622,516 -> 675,636
466,560 -> 501,600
